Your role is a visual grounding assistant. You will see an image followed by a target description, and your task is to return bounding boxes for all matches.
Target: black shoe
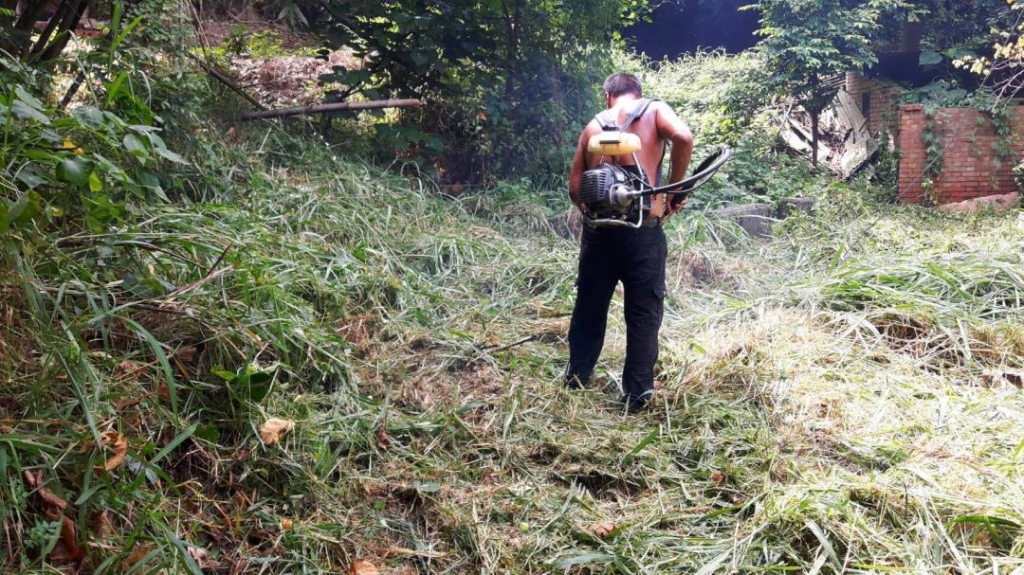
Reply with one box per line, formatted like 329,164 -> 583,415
564,373 -> 588,390
622,391 -> 654,414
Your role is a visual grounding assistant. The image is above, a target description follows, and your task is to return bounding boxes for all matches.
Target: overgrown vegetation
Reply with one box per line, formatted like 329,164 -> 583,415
2,1 -> 1023,574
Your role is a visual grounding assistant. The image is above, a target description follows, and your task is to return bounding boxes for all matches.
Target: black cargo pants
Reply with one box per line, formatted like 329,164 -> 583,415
566,223 -> 667,403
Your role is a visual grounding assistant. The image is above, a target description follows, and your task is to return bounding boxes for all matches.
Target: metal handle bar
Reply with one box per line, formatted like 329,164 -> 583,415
622,146 -> 733,198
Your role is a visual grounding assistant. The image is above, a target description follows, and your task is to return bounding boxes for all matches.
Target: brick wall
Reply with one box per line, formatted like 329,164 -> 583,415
845,72 -> 902,136
898,104 -> 1024,204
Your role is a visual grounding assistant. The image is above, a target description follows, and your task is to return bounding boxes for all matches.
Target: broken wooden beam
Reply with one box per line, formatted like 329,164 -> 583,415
189,54 -> 267,111
240,99 -> 423,121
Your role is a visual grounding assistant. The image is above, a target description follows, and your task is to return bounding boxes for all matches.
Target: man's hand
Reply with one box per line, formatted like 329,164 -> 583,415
668,194 -> 687,214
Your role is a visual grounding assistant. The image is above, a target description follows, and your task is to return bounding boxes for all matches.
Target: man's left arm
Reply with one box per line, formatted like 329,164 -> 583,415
656,105 -> 694,211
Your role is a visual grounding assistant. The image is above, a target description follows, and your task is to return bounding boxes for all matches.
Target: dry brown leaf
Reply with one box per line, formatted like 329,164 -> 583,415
47,513 -> 84,565
983,368 -> 1024,388
114,360 -> 149,381
122,543 -> 155,571
89,509 -> 113,538
590,522 -> 617,538
280,518 -> 294,530
23,470 -> 68,510
376,424 -> 391,448
260,418 -> 295,446
0,424 -> 14,434
174,346 -> 198,363
95,430 -> 128,472
349,560 -> 380,575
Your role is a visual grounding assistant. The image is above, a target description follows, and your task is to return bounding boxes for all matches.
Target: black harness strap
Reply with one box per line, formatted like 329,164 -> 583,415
593,98 -> 666,186
595,97 -> 654,133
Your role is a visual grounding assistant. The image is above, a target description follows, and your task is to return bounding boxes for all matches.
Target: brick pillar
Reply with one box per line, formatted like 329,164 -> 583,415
898,104 -> 926,203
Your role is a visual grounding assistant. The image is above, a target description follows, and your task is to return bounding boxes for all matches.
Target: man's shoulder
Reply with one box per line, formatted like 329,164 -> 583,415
646,99 -> 673,113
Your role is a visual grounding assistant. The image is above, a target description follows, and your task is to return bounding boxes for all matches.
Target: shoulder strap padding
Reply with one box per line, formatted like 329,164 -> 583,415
593,98 -> 659,131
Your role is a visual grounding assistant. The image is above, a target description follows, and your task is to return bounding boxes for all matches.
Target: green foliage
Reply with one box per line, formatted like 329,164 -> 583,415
213,25 -> 317,58
0,0 -> 95,63
747,0 -> 905,164
0,76 -> 192,234
634,50 -> 766,147
628,49 -> 835,209
874,0 -> 1011,52
1013,159 -> 1024,194
688,135 -> 830,209
749,0 -> 893,108
310,0 -> 652,183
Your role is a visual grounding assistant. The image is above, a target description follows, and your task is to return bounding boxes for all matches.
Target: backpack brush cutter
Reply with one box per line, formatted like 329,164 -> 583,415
577,98 -> 732,228
578,143 -> 733,228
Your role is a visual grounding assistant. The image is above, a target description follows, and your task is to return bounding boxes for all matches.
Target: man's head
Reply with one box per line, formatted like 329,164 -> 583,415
602,73 -> 642,101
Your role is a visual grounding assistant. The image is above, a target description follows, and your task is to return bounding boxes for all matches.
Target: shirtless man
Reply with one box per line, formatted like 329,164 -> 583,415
565,72 -> 694,414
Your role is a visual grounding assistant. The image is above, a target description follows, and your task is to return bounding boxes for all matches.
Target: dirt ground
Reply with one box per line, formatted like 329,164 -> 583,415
193,15 -> 360,108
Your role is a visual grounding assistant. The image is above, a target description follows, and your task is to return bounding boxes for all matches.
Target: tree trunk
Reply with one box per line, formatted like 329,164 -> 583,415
25,0 -> 72,58
500,0 -> 521,97
3,0 -> 48,55
35,0 -> 90,62
810,107 -> 820,167
239,99 -> 422,121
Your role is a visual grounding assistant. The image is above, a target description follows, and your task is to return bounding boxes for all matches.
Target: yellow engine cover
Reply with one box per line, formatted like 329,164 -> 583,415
587,131 -> 641,156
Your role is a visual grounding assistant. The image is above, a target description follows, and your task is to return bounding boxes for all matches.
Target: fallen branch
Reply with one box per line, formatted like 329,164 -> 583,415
483,335 -> 537,353
188,54 -> 267,111
240,99 -> 422,121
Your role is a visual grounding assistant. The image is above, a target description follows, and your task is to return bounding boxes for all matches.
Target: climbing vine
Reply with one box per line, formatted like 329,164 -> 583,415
920,106 -> 944,206
986,105 -> 1016,169
910,85 -> 1019,205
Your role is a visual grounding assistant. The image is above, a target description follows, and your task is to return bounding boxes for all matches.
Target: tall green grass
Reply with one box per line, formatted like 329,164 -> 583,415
3,54 -> 1023,573
5,143 -> 1022,573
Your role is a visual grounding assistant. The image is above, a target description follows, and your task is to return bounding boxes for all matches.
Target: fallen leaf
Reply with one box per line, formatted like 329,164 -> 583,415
280,518 -> 294,530
983,368 -> 1024,388
89,509 -> 113,538
590,522 -> 617,538
46,512 -> 84,565
0,425 -> 14,434
95,431 -> 129,472
114,360 -> 149,381
260,418 -> 295,446
122,543 -> 155,571
23,470 -> 67,510
376,424 -> 391,448
174,346 -> 198,363
349,560 -> 379,575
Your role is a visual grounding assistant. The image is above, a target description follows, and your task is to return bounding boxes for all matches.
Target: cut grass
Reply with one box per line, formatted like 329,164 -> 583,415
2,144 -> 1023,573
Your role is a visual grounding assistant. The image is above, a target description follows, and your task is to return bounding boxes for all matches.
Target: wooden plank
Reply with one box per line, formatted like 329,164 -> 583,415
837,91 -> 868,140
240,99 -> 423,121
839,137 -> 879,178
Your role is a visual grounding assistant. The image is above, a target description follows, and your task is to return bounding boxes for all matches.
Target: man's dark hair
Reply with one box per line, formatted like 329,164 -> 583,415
603,73 -> 643,98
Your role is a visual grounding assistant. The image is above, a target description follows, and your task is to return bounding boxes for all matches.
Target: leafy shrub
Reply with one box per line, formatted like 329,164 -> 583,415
632,49 -> 767,147
1013,159 -> 1024,194
0,77 -> 192,234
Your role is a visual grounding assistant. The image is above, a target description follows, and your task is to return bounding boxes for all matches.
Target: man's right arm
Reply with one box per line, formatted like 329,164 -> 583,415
654,104 -> 694,212
568,124 -> 597,210
656,104 -> 694,186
